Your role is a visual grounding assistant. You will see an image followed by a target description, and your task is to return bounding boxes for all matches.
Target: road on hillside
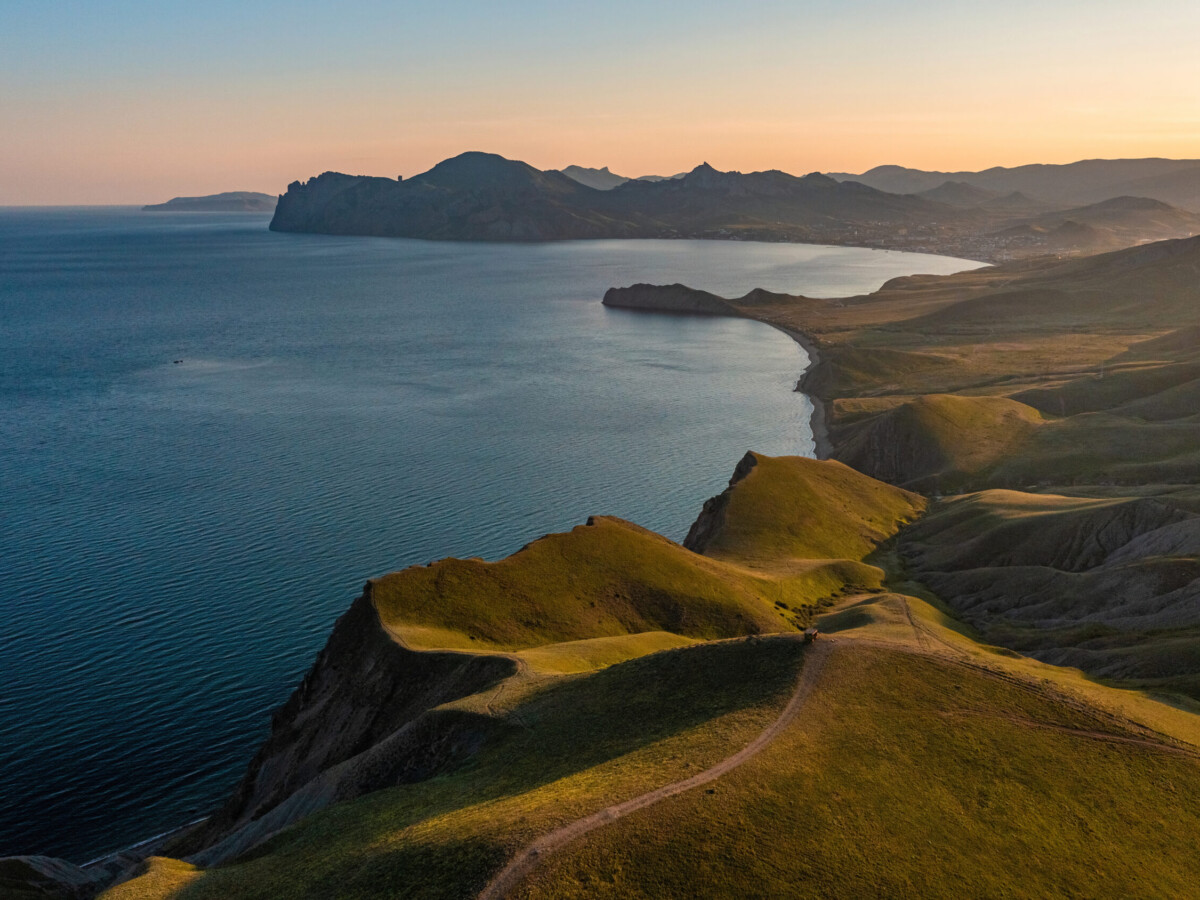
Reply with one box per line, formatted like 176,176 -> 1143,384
478,638 -> 832,900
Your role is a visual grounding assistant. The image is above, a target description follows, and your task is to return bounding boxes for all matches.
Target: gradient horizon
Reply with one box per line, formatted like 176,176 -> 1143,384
3,0 -> 1200,204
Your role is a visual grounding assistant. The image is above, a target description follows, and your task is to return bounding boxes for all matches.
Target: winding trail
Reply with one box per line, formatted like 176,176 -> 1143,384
477,638 -> 832,900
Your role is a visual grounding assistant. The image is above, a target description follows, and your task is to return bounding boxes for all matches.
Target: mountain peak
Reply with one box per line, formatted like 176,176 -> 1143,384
800,172 -> 838,187
414,151 -> 545,190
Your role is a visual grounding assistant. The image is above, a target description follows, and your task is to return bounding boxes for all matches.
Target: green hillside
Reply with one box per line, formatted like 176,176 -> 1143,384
509,639 -> 1200,900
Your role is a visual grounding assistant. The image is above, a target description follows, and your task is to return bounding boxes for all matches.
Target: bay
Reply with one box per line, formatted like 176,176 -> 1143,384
0,208 -> 978,860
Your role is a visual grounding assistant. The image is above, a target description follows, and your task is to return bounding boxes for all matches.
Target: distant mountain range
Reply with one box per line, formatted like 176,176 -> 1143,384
271,152 -> 957,242
556,165 -> 688,190
143,191 -> 277,212
830,159 -> 1200,212
270,152 -> 1200,260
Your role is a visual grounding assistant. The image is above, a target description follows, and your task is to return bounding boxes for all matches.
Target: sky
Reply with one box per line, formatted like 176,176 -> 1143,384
3,0 -> 1200,204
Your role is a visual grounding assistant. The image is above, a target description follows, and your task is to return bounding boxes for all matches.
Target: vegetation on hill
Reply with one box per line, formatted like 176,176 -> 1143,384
683,453 -> 924,563
708,231 -> 1200,702
509,640 -> 1200,900
103,418 -> 1200,898
106,637 -> 811,900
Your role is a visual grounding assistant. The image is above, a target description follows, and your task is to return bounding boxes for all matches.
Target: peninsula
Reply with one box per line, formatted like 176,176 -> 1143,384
142,192 -> 277,213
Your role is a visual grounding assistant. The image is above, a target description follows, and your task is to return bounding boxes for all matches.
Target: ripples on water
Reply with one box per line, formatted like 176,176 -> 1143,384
0,209 -> 979,861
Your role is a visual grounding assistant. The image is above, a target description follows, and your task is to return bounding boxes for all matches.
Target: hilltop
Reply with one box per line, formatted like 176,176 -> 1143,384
142,191 -> 276,212
555,165 -> 688,189
554,165 -> 629,190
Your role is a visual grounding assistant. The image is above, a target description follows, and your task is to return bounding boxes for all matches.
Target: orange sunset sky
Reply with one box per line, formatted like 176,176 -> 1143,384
3,0 -> 1200,204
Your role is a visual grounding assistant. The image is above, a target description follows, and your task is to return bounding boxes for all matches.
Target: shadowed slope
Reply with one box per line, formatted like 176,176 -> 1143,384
508,639 -> 1200,900
902,490 -> 1200,700
109,638 -> 810,900
98,447 -> 1200,899
830,394 -> 1044,491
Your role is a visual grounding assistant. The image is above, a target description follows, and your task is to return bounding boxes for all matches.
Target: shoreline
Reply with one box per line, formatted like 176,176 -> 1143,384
759,321 -> 832,461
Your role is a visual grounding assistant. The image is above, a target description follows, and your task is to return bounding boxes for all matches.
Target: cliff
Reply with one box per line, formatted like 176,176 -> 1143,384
171,586 -> 517,865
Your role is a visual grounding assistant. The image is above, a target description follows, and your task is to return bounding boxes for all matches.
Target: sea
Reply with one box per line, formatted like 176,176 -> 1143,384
0,207 -> 979,862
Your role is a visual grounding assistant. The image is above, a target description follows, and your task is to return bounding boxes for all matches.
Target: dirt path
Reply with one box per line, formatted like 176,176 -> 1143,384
852,595 -> 1200,756
477,638 -> 832,900
934,709 -> 1200,759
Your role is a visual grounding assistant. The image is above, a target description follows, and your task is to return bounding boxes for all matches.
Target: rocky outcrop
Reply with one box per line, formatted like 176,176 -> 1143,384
171,585 -> 516,863
602,283 -> 737,316
270,156 -> 631,241
683,451 -> 759,553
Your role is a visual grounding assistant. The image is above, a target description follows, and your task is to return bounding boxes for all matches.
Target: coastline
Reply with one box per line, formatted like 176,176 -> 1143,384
51,297 -> 831,881
601,284 -> 835,461
760,321 -> 832,461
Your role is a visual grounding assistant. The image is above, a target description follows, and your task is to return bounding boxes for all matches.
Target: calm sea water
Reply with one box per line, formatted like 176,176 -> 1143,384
0,208 -> 978,861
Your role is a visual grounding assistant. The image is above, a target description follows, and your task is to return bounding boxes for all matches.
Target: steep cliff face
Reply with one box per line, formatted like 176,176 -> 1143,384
173,586 -> 516,863
683,452 -> 759,552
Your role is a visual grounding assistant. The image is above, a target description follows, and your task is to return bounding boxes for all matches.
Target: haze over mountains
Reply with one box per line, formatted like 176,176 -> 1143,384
830,158 -> 1200,212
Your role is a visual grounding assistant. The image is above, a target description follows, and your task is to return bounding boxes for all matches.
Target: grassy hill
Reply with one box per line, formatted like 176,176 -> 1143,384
106,637 -> 811,900
101,444 -> 1200,899
507,635 -> 1200,899
105,591 -> 1200,900
683,453 -> 924,564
